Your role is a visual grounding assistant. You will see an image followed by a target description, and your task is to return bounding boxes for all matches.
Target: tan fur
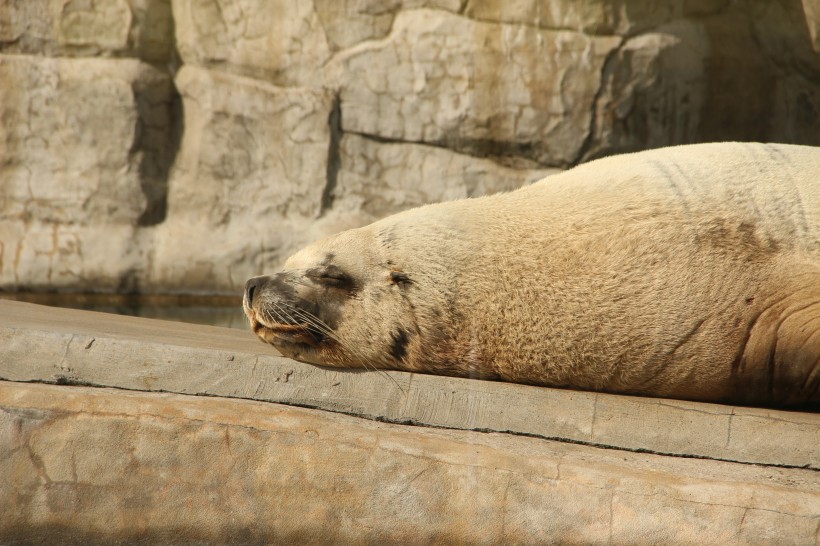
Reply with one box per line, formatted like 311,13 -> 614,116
245,142 -> 820,406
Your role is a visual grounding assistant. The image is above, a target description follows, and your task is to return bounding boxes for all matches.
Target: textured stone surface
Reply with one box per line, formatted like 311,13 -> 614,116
331,9 -> 621,167
699,2 -> 820,146
146,65 -> 334,291
172,0 -> 331,86
2,300 -> 818,469
1,300 -> 818,542
463,0 -> 732,34
314,0 -> 462,51
331,134 -> 558,221
172,0 -> 463,85
806,0 -> 820,52
0,54 -> 174,290
0,0 -> 173,62
1,380 -> 818,545
583,21 -> 708,159
0,222 -> 144,291
585,3 -> 820,160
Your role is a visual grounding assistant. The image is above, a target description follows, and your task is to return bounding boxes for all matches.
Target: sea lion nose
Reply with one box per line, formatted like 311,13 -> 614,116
244,275 -> 270,307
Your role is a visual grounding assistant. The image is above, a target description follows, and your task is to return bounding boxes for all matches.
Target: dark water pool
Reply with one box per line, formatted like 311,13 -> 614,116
0,293 -> 248,330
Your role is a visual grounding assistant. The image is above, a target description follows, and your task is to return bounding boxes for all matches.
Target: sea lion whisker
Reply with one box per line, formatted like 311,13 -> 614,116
278,303 -> 377,368
269,302 -> 327,345
263,304 -> 300,329
278,302 -> 403,390
276,302 -> 339,342
259,307 -> 284,327
278,303 -> 331,333
277,307 -> 395,389
338,322 -> 408,392
267,300 -> 312,332
262,301 -> 318,343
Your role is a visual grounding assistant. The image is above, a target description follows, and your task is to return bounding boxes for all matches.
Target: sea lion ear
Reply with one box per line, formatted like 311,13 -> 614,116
389,271 -> 413,285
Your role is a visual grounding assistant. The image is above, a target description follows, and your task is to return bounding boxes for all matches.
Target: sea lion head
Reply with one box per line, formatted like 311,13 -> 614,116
243,222 -> 439,372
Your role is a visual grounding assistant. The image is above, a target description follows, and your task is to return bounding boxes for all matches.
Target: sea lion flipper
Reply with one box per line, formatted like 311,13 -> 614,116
738,271 -> 820,405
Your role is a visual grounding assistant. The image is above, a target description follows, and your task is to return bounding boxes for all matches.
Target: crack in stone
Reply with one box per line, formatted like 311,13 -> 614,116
591,393 -> 599,436
5,377 -> 817,472
736,507 -> 749,544
499,471 -> 512,541
656,401 -> 731,416
726,408 -> 735,448
344,129 -> 555,170
25,434 -> 51,485
465,13 -> 620,36
608,493 -> 615,544
400,373 -> 414,417
615,488 -> 820,519
318,92 -> 341,218
574,36 -> 626,166
56,334 -> 74,373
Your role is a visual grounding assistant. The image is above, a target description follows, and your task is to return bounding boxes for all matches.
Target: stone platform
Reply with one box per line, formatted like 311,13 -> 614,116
0,300 -> 818,544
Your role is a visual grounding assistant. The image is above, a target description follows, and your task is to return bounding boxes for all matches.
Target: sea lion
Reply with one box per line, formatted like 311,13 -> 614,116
243,142 -> 820,406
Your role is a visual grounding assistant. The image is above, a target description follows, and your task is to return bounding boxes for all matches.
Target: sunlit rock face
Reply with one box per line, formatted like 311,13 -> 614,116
0,55 -> 174,291
1,0 -> 818,292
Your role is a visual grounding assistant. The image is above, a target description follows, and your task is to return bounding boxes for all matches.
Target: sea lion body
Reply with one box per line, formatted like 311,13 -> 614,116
244,142 -> 820,406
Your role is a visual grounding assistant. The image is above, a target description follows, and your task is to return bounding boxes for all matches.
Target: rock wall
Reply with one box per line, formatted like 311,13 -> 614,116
1,0 -> 819,294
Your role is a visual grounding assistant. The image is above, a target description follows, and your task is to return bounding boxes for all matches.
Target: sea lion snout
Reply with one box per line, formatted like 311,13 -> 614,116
244,272 -> 294,324
243,270 -> 338,354
243,273 -> 300,311
243,271 -> 323,352
243,275 -> 268,309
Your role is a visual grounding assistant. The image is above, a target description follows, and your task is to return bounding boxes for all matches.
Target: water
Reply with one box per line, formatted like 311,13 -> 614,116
0,293 -> 248,330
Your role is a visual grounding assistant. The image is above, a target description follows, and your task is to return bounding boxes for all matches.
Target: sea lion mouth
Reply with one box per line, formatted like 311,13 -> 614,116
250,314 -> 324,347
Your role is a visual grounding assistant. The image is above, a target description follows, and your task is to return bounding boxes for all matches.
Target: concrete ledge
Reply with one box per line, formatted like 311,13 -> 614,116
1,300 -> 818,469
2,381 -> 819,545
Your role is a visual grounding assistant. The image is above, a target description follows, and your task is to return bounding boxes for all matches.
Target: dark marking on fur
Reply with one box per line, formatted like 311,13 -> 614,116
390,328 -> 410,361
390,271 -> 412,285
699,217 -> 782,261
306,264 -> 354,290
651,159 -> 691,213
378,226 -> 399,249
259,273 -> 296,302
313,297 -> 343,331
667,319 -> 706,357
271,272 -> 294,289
